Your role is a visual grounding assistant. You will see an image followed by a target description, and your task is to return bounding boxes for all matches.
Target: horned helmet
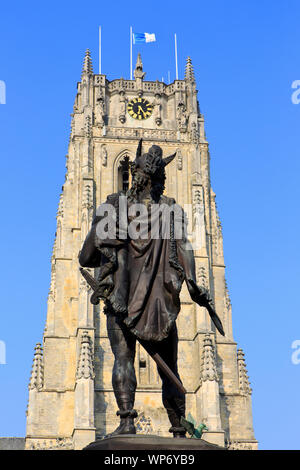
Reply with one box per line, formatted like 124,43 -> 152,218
132,139 -> 176,177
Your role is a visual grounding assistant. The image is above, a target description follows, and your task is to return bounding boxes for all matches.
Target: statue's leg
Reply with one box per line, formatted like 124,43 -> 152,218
106,314 -> 137,436
108,246 -> 129,314
155,325 -> 186,438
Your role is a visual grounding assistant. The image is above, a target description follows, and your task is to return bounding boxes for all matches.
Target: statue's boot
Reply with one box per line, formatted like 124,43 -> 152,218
163,397 -> 186,438
104,409 -> 137,437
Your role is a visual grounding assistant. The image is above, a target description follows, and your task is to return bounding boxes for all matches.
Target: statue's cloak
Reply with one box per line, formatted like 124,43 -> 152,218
87,193 -> 186,342
124,203 -> 183,342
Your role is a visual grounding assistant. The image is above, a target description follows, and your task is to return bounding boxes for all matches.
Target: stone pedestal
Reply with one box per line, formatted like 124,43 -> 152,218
83,434 -> 225,450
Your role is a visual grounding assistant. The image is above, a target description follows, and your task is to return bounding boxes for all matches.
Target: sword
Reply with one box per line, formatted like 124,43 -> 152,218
188,279 -> 225,336
80,267 -> 187,395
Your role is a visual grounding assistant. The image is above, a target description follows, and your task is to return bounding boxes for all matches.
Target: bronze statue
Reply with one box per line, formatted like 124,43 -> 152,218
79,140 -> 224,439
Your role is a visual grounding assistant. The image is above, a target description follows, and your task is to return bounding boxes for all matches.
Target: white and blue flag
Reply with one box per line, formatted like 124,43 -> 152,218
133,32 -> 156,44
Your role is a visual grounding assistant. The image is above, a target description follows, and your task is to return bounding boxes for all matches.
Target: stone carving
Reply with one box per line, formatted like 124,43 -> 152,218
107,77 -> 183,95
193,188 -> 202,210
227,440 -> 255,450
48,267 -> 56,302
237,349 -> 252,395
29,343 -> 44,391
190,121 -> 199,143
94,88 -> 105,128
135,413 -> 154,434
221,279 -> 231,337
27,438 -> 74,450
197,266 -> 208,290
101,144 -> 107,166
153,93 -> 162,126
105,126 -> 180,142
82,184 -> 93,210
192,187 -> 206,249
76,331 -> 95,380
119,90 -> 126,124
211,192 -> 224,261
225,279 -> 232,311
176,101 -> 188,133
176,148 -> 182,170
79,269 -> 92,293
57,193 -> 64,218
200,335 -> 218,383
85,115 -> 92,138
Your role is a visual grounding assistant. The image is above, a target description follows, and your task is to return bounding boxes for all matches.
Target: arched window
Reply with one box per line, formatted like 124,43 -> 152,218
118,155 -> 131,192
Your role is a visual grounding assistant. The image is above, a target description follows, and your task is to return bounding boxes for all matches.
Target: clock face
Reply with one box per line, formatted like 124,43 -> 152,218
127,97 -> 153,120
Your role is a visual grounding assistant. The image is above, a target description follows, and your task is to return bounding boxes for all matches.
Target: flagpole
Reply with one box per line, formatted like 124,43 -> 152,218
130,26 -> 133,80
174,33 -> 178,80
99,26 -> 101,74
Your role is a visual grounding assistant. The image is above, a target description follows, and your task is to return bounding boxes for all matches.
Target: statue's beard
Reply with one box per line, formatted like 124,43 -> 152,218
127,168 -> 166,203
127,171 -> 150,202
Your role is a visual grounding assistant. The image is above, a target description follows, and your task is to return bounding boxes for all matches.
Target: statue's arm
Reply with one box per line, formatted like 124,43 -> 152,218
176,237 -> 197,293
78,216 -> 102,267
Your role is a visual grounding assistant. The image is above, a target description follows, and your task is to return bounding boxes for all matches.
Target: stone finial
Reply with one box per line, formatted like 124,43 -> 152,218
237,349 -> 252,395
134,53 -> 145,80
185,56 -> 195,83
29,343 -> 44,390
200,334 -> 218,382
136,52 -> 143,69
76,331 -> 95,380
82,49 -> 93,77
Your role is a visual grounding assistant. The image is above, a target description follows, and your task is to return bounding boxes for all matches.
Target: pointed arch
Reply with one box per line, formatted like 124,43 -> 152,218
113,149 -> 134,193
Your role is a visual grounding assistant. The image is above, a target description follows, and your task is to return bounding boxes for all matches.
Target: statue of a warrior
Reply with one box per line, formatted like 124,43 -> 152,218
79,140 -> 224,438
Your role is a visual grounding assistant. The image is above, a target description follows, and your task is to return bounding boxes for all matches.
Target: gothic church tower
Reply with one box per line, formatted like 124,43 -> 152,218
25,50 -> 257,450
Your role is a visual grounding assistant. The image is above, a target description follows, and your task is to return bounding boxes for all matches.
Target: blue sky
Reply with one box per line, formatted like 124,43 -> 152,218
0,0 -> 299,450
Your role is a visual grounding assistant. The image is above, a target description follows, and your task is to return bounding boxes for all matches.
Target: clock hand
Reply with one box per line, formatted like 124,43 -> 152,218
138,105 -> 146,117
